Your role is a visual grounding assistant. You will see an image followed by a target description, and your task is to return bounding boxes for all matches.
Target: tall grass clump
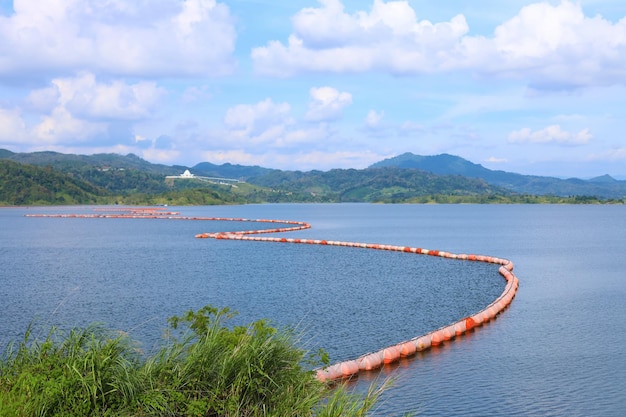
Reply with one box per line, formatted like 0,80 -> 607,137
0,305 -> 387,417
0,324 -> 143,416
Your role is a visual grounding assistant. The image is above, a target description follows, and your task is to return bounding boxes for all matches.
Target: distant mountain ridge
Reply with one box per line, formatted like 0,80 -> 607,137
192,161 -> 275,179
370,153 -> 626,199
1,148 -> 625,200
5,150 -> 185,175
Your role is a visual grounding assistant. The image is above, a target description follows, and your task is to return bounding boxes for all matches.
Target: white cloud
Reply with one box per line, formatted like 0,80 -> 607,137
32,107 -> 107,145
4,73 -> 164,147
0,0 -> 236,80
199,148 -> 379,171
253,0 -> 468,76
481,1 -> 626,87
224,98 -> 293,139
30,73 -> 165,121
206,97 -> 348,154
141,148 -> 182,164
305,86 -> 352,121
221,98 -> 332,150
0,107 -> 27,143
252,0 -> 626,89
365,110 -> 384,128
508,125 -> 593,145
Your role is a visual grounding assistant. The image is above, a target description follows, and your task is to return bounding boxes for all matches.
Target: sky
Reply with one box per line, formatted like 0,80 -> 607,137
0,0 -> 625,178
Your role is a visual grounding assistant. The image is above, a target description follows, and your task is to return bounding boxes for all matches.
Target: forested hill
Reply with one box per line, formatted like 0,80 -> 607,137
0,160 -> 108,205
4,150 -> 184,175
248,167 -> 511,202
1,151 -> 185,194
371,153 -> 626,199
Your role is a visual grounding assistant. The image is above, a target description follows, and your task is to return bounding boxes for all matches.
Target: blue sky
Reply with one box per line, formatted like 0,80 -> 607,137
1,0 -> 625,178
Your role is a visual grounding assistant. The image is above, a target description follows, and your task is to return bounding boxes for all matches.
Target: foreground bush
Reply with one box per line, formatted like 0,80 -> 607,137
0,306 -> 384,417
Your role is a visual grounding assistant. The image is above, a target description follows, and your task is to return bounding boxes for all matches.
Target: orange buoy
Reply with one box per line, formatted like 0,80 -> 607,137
454,321 -> 466,336
442,325 -> 455,341
319,364 -> 343,382
415,335 -> 432,351
471,312 -> 484,326
431,329 -> 444,346
316,368 -> 330,382
382,345 -> 401,364
357,351 -> 384,371
399,341 -> 416,357
465,316 -> 477,331
340,360 -> 360,378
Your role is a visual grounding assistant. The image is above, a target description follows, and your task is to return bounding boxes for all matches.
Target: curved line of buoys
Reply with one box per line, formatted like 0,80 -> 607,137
26,208 -> 519,383
25,212 -> 312,234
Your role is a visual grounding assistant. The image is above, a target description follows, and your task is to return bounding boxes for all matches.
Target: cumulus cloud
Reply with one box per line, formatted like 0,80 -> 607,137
209,97 -> 349,154
28,73 -> 164,121
1,73 -> 163,148
253,0 -> 469,76
224,98 -> 293,140
482,0 -> 626,88
252,0 -> 626,89
305,86 -> 352,121
0,0 -> 236,80
31,107 -> 107,145
508,125 -> 593,145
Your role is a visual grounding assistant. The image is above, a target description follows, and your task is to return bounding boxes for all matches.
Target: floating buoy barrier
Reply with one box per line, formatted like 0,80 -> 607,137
27,208 -> 520,383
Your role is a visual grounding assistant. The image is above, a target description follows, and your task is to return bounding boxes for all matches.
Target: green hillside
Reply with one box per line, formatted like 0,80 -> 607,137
0,160 -> 109,205
3,151 -> 184,194
249,167 -> 510,202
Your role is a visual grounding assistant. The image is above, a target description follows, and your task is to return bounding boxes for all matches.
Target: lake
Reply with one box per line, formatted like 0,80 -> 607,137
1,204 -> 625,416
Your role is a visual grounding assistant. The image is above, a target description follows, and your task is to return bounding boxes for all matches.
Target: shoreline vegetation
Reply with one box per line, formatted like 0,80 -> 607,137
0,305 -> 393,417
1,194 -> 624,207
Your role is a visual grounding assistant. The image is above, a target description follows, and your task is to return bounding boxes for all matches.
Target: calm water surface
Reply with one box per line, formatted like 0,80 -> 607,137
1,204 -> 625,416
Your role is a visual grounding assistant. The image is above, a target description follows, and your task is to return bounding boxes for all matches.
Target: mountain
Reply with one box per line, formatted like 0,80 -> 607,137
192,161 -> 275,179
0,149 -> 15,159
371,153 -> 626,199
249,166 -> 510,202
0,150 -> 187,194
588,174 -> 618,184
4,150 -> 183,175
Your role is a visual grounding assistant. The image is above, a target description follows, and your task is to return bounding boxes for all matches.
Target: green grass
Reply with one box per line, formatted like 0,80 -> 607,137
0,306 -> 387,417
